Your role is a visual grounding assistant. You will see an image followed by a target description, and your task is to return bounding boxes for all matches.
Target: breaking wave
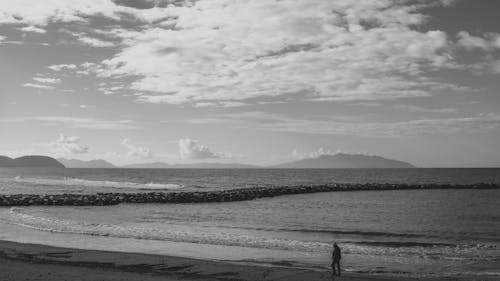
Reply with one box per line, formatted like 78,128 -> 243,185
1,208 -> 497,262
13,176 -> 183,190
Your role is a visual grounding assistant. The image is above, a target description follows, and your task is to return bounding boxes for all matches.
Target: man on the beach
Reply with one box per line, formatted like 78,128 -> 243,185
332,243 -> 341,276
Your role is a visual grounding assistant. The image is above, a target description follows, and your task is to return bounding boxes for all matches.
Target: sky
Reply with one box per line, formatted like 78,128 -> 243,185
0,0 -> 499,167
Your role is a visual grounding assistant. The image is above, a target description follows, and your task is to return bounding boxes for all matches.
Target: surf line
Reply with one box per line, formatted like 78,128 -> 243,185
0,183 -> 498,206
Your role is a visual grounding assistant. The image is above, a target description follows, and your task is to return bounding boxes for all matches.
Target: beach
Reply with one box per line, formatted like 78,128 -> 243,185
1,168 -> 499,280
2,239 -> 491,281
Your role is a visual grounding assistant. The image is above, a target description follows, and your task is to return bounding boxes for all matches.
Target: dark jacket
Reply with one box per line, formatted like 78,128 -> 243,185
332,245 -> 341,262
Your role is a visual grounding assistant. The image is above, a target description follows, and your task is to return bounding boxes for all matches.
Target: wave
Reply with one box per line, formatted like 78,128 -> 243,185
210,225 -> 428,239
271,228 -> 426,239
12,176 -> 183,190
351,241 -> 457,248
2,208 -> 497,261
2,208 -> 330,252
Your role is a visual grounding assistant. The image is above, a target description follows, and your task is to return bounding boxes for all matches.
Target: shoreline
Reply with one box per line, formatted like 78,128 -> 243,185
0,239 -> 486,281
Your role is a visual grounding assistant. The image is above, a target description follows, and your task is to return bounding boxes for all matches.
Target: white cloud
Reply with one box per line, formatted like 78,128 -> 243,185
0,0 -> 119,26
178,138 -> 220,159
19,25 -> 46,33
0,0 -> 174,26
48,64 -> 77,71
98,0 -> 458,105
221,101 -> 247,107
51,133 -> 89,154
78,36 -> 115,48
23,83 -> 54,89
193,101 -> 247,108
393,104 -> 457,114
1,0 -> 486,106
62,30 -> 117,48
194,102 -> 217,108
292,147 -> 341,159
121,138 -> 153,159
30,116 -> 136,130
457,31 -> 500,51
33,77 -> 61,84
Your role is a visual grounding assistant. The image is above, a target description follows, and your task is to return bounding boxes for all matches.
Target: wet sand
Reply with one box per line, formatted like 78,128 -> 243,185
0,240 -> 490,281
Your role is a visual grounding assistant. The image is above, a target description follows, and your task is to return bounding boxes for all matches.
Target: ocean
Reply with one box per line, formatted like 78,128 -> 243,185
0,168 -> 499,278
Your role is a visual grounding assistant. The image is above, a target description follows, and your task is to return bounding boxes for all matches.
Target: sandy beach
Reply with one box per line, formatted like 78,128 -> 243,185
1,240 -> 494,281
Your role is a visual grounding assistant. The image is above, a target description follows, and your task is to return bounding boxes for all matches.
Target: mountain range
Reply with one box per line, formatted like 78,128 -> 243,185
57,158 -> 117,168
0,155 -> 65,168
273,153 -> 415,168
121,162 -> 260,169
1,153 -> 416,169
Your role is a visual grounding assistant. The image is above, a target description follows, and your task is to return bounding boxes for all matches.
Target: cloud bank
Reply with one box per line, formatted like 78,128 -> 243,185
102,0 -> 458,105
3,0 -> 484,106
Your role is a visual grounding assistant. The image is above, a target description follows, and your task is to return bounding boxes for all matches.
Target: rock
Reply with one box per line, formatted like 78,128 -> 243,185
0,183 -> 498,206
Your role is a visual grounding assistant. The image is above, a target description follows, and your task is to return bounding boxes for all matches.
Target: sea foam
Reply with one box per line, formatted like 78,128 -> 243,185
13,176 -> 183,190
1,208 -> 496,262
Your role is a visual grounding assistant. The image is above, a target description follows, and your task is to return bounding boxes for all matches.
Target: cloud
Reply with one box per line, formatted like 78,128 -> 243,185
121,138 -> 153,158
292,147 -> 341,159
194,102 -> 217,108
61,30 -> 117,48
97,0 -> 459,105
0,0 -> 174,26
29,116 -> 136,130
51,133 -> 89,154
23,83 -> 54,89
1,0 -> 488,106
457,31 -> 500,51
193,101 -> 247,108
393,104 -> 457,114
178,138 -> 220,159
48,64 -> 77,71
0,0 -> 119,26
33,77 -> 61,84
77,36 -> 116,47
188,111 -> 500,138
19,25 -> 46,33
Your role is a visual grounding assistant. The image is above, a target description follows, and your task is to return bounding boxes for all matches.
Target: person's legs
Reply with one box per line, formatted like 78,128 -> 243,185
331,263 -> 336,276
335,261 -> 341,276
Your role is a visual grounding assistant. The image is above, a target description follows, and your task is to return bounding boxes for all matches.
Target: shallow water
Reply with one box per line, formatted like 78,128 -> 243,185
0,168 -> 499,278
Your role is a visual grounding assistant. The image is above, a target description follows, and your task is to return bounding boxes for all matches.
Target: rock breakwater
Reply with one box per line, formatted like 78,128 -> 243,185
0,183 -> 498,206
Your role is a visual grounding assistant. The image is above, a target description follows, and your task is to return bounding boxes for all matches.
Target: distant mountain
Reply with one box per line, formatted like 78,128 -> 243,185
178,163 -> 260,169
122,162 -> 260,169
0,155 -> 65,168
57,158 -> 116,168
0,156 -> 12,166
121,162 -> 171,169
272,153 -> 415,168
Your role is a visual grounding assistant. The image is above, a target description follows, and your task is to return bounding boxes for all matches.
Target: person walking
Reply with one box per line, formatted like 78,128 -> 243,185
332,242 -> 341,276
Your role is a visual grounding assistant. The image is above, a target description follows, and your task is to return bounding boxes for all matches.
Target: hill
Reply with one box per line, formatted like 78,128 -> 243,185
57,158 -> 116,168
122,162 -> 260,169
0,155 -> 65,168
272,153 -> 415,168
0,156 -> 13,166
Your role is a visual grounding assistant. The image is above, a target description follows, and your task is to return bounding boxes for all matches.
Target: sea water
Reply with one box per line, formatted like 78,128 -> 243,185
0,168 -> 499,278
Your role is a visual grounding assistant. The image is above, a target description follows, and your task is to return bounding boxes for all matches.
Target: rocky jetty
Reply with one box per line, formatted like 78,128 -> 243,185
0,183 -> 498,207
